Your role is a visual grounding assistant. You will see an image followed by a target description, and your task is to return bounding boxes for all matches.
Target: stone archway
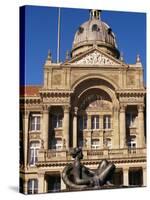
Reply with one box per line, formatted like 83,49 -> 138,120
71,77 -> 119,149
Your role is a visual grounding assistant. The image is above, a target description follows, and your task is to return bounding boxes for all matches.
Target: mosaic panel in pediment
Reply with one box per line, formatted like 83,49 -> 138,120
75,50 -> 119,65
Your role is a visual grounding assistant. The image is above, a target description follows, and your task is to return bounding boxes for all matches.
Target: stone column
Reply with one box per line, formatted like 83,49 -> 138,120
113,107 -> 120,148
23,111 -> 29,167
123,167 -> 129,186
42,105 -> 49,149
63,105 -> 70,149
137,104 -> 145,147
120,104 -> 126,148
87,114 -> 91,130
38,172 -> 45,194
86,114 -> 91,149
143,167 -> 147,186
61,173 -> 66,191
73,107 -> 78,148
24,178 -> 28,194
44,178 -> 48,193
99,115 -> 103,148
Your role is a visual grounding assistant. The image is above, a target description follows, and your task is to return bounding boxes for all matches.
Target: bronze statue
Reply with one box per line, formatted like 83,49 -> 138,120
62,147 -> 115,190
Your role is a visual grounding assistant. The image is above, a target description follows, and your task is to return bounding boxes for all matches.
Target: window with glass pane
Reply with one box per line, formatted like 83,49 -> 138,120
52,114 -> 62,128
52,138 -> 62,150
30,116 -> 40,131
103,115 -> 111,129
28,179 -> 38,194
105,138 -> 112,148
29,142 -> 40,166
91,139 -> 100,149
126,113 -> 136,127
91,115 -> 99,129
128,136 -> 136,148
79,115 -> 87,130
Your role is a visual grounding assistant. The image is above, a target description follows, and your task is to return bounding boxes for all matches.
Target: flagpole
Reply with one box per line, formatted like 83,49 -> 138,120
57,8 -> 61,63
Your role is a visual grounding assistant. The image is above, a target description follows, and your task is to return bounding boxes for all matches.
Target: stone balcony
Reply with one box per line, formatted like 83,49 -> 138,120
37,147 -> 146,163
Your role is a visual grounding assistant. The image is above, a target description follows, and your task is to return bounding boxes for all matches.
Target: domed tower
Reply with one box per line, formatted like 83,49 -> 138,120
71,10 -> 120,59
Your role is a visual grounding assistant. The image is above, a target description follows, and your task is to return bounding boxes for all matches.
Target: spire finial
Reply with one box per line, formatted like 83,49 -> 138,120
66,50 -> 70,61
90,9 -> 101,20
120,52 -> 124,62
47,49 -> 52,62
136,54 -> 141,63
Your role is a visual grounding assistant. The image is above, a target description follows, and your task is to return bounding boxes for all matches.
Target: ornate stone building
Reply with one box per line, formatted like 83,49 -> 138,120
20,9 -> 146,194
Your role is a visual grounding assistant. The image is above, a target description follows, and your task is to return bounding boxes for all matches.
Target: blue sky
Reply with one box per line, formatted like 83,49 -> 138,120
22,6 -> 146,85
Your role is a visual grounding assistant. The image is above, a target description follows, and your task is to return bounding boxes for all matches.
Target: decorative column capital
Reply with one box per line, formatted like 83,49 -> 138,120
42,104 -> 49,113
138,104 -> 144,112
74,107 -> 78,115
38,171 -> 45,177
63,105 -> 70,113
120,104 -> 126,112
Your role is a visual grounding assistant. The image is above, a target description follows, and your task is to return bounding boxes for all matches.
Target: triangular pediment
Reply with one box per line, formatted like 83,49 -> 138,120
63,47 -> 126,66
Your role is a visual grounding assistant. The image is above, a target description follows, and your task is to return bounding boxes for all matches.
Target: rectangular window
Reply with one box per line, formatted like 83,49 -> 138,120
29,142 -> 40,166
91,115 -> 99,129
103,115 -> 111,129
28,179 -> 38,194
52,114 -> 63,128
91,139 -> 100,149
79,115 -> 87,130
126,113 -> 136,127
52,138 -> 62,150
30,115 -> 40,131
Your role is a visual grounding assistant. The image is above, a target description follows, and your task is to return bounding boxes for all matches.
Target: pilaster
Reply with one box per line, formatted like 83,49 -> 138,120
123,167 -> 129,186
42,105 -> 49,149
63,105 -> 70,149
113,107 -> 119,148
38,172 -> 45,194
23,110 -> 29,167
24,178 -> 28,194
137,104 -> 145,148
119,104 -> 126,148
73,107 -> 78,148
142,167 -> 147,186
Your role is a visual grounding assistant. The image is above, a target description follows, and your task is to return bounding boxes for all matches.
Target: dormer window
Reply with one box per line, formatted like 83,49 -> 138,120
78,26 -> 84,34
92,24 -> 100,32
108,28 -> 112,34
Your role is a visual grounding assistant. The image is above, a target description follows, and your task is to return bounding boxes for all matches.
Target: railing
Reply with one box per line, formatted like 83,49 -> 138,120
37,147 -> 146,163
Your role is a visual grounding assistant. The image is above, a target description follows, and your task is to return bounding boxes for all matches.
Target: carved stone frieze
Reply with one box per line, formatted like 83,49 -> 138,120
29,132 -> 41,140
52,73 -> 61,85
43,96 -> 70,104
75,50 -> 118,65
119,96 -> 144,103
127,75 -> 135,85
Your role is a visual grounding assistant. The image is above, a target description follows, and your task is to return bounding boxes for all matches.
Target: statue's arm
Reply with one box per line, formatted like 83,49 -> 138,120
82,165 -> 95,177
73,162 -> 92,185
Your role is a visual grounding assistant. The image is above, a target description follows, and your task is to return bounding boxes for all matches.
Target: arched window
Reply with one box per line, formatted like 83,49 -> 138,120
29,141 -> 40,166
28,179 -> 38,194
